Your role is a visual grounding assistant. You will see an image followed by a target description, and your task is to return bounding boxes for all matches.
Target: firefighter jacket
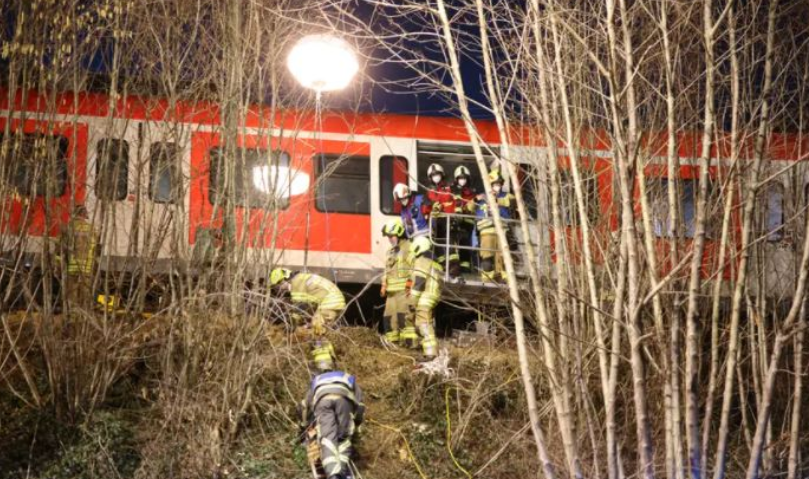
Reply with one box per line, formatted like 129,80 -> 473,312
452,184 -> 477,212
400,194 -> 431,238
302,370 -> 366,427
289,273 -> 346,312
383,239 -> 412,294
426,181 -> 456,215
476,191 -> 516,234
62,217 -> 99,275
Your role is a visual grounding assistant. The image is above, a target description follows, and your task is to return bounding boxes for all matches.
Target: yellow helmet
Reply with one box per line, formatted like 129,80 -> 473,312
382,218 -> 405,237
411,236 -> 432,257
488,169 -> 504,185
270,268 -> 292,286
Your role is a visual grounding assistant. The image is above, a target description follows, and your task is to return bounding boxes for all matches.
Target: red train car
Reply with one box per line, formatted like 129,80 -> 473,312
0,88 -> 806,297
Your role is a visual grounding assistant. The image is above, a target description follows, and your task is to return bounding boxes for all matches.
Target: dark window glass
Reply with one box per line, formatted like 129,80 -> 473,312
96,139 -> 129,201
558,169 -> 599,226
209,147 -> 291,209
651,178 -> 714,238
0,132 -> 68,197
380,155 -> 409,215
149,142 -> 180,204
764,183 -> 784,242
417,158 -> 483,195
315,154 -> 370,214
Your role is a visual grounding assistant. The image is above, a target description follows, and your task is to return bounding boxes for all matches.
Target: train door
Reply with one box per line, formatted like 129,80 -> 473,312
754,158 -> 800,300
370,136 -> 414,266
135,120 -> 191,272
86,117 -> 138,272
510,145 -> 549,276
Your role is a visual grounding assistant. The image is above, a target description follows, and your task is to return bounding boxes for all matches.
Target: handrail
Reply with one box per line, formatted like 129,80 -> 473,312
427,211 -> 537,283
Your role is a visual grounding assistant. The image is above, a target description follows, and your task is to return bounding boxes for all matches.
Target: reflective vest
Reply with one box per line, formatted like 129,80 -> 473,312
66,218 -> 97,275
410,254 -> 442,309
290,273 -> 346,311
476,192 -> 515,234
383,239 -> 412,293
400,194 -> 431,238
310,371 -> 359,404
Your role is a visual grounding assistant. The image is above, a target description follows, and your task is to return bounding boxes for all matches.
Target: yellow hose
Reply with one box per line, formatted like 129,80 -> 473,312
445,387 -> 473,479
367,418 -> 429,479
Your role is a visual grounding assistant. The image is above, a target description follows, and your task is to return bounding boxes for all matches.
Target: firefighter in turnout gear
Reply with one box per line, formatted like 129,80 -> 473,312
425,163 -> 460,277
270,268 -> 346,371
451,165 -> 478,275
59,205 -> 100,309
406,236 -> 442,360
475,170 -> 516,282
380,219 -> 418,348
393,182 -> 431,239
299,370 -> 365,479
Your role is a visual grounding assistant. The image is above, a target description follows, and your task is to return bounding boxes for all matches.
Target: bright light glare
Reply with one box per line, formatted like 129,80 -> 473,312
287,34 -> 359,93
251,165 -> 310,198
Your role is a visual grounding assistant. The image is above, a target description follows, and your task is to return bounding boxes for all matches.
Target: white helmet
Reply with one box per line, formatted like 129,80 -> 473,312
427,163 -> 445,177
393,183 -> 411,200
454,165 -> 471,180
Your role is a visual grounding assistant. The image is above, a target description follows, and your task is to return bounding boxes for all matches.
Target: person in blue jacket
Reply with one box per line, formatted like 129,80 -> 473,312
393,183 -> 431,239
475,170 -> 516,282
300,369 -> 366,479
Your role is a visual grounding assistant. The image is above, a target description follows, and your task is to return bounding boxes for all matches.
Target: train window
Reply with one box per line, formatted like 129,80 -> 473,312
314,154 -> 371,214
558,169 -> 599,226
0,132 -> 68,197
763,183 -> 784,242
209,147 -> 290,209
149,142 -> 180,204
380,155 -> 409,215
96,139 -> 129,201
651,178 -> 716,238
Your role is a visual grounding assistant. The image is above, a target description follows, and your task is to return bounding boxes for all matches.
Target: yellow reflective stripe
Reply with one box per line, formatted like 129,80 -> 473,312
320,294 -> 345,310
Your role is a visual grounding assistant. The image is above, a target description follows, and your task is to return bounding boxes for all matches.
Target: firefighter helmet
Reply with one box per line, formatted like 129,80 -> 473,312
427,163 -> 445,177
393,183 -> 411,200
454,165 -> 471,180
488,169 -> 504,185
270,268 -> 292,286
382,218 -> 405,238
411,236 -> 433,257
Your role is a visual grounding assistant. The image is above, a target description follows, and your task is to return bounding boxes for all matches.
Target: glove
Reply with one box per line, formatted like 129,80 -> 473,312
405,279 -> 413,297
312,319 -> 326,337
432,202 -> 442,213
380,284 -> 387,297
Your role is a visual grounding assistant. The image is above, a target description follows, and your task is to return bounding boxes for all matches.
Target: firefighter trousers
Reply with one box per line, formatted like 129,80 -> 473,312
479,232 -> 504,282
315,394 -> 355,479
382,291 -> 416,346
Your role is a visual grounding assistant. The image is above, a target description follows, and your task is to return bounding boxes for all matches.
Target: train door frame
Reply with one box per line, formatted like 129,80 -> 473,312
369,136 -> 415,269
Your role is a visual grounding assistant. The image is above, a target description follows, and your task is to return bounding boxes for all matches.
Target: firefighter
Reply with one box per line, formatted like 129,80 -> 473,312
380,218 -> 418,348
59,205 -> 100,309
425,163 -> 460,277
299,369 -> 365,479
393,182 -> 431,239
451,165 -> 478,275
270,268 -> 346,371
406,236 -> 442,360
475,170 -> 516,282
